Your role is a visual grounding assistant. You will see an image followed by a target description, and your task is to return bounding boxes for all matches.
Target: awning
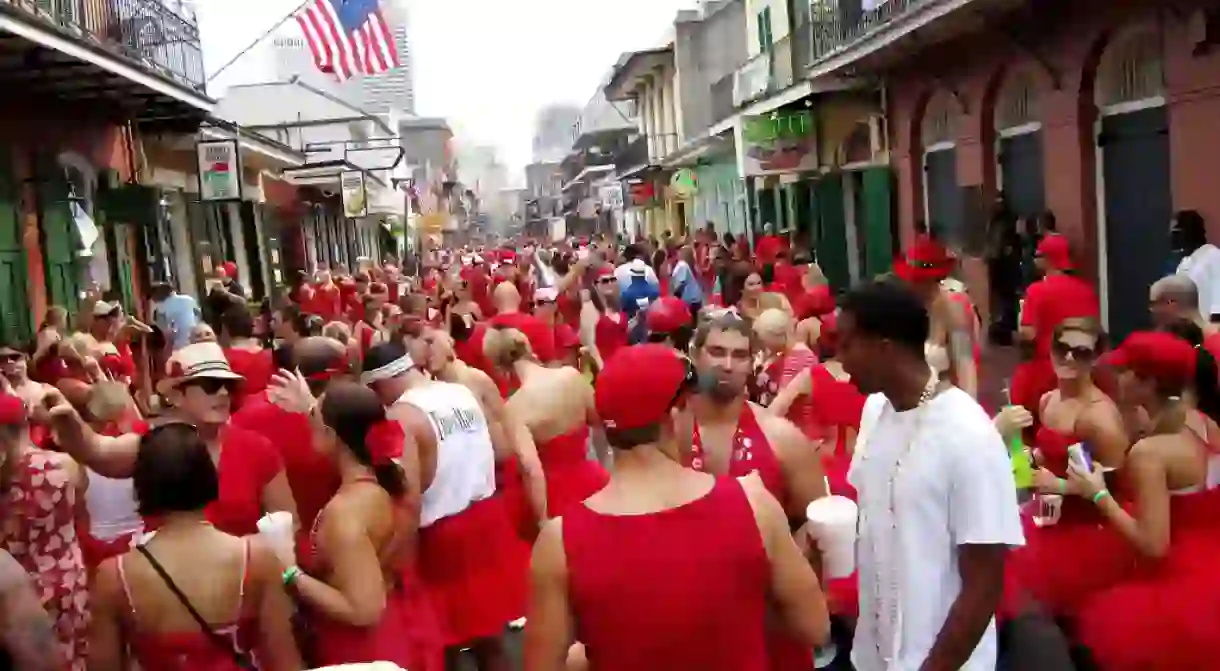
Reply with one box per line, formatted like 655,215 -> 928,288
560,164 -> 616,193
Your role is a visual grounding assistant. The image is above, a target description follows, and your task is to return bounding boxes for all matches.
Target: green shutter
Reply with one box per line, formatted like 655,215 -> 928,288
37,158 -> 81,314
0,148 -> 30,343
861,167 -> 895,278
97,184 -> 160,313
815,174 -> 850,292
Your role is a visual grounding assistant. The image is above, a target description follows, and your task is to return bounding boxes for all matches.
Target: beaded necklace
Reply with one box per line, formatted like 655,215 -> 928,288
856,373 -> 940,668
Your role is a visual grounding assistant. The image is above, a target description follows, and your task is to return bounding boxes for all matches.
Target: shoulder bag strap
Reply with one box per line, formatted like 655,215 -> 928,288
135,545 -> 255,670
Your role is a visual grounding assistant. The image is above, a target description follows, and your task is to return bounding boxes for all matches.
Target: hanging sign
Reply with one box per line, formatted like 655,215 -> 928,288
341,170 -> 368,218
196,139 -> 242,202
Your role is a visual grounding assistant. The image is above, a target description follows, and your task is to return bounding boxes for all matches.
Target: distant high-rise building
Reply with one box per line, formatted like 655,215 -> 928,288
272,0 -> 414,115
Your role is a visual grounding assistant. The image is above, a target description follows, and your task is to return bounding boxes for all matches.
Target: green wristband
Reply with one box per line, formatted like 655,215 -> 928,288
1092,489 -> 1111,505
282,565 -> 302,586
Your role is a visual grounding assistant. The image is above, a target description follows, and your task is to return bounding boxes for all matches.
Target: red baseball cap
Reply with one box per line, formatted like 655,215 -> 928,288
646,297 -> 692,334
1036,234 -> 1074,271
1105,331 -> 1196,389
595,345 -> 693,430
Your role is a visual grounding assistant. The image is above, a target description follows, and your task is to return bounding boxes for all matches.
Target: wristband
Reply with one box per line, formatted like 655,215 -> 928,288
282,565 -> 302,586
1056,478 -> 1067,495
1092,489 -> 1111,505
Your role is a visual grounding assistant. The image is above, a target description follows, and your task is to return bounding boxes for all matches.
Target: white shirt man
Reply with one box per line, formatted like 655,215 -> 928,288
1177,244 -> 1220,319
614,258 -> 659,289
850,387 -> 1023,671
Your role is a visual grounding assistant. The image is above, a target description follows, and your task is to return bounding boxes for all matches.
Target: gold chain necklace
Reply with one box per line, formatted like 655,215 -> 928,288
858,374 -> 939,667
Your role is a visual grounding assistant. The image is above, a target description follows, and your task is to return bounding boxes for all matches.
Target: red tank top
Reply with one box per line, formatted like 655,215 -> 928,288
595,312 -> 628,364
687,404 -> 788,508
562,478 -> 769,671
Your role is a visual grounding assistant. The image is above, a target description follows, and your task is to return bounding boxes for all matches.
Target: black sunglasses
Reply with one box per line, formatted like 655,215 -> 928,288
533,299 -> 556,307
1051,340 -> 1097,363
668,356 -> 699,409
597,277 -> 617,285
180,377 -> 238,395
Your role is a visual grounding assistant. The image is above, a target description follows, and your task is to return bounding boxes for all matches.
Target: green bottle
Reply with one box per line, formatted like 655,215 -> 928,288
1010,432 -> 1034,490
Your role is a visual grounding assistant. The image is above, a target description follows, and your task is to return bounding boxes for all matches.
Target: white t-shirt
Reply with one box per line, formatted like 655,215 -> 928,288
1177,244 -> 1220,318
849,388 -> 1024,671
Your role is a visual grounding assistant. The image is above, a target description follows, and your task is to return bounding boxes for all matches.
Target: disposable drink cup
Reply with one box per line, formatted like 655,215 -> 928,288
257,511 -> 296,565
805,495 -> 858,579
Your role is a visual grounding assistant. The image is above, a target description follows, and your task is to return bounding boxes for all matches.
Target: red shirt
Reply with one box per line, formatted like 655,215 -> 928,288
232,394 -> 339,537
1022,274 -> 1101,359
308,284 -> 342,321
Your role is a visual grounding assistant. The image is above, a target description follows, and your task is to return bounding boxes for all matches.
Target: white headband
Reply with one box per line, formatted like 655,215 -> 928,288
360,354 -> 416,385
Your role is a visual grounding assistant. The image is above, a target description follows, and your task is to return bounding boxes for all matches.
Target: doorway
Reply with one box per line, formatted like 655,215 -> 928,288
924,146 -> 963,244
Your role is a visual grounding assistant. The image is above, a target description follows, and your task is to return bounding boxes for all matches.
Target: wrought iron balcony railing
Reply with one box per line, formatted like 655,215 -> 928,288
4,0 -> 205,90
809,0 -> 934,65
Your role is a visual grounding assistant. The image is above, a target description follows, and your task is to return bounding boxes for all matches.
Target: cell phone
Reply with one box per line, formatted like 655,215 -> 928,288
1067,443 -> 1094,474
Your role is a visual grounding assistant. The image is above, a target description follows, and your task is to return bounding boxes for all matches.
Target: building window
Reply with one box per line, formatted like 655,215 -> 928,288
757,7 -> 774,53
996,71 -> 1040,130
921,92 -> 958,146
1096,27 -> 1165,107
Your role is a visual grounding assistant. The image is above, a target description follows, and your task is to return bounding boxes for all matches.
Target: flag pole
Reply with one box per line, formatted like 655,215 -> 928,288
204,0 -> 314,84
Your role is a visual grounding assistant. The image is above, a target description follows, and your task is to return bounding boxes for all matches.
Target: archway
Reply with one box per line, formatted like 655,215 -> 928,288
1092,23 -> 1170,338
994,69 -> 1045,221
921,90 -> 964,245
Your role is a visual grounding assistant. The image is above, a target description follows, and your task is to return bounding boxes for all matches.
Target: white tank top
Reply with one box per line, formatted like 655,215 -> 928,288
85,468 -> 143,541
400,382 -> 497,527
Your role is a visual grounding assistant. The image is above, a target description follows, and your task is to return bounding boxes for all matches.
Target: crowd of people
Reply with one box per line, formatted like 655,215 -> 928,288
0,219 -> 1216,671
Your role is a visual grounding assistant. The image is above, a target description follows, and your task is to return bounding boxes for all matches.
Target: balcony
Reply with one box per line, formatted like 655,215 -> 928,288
0,0 -> 212,126
732,21 -> 813,108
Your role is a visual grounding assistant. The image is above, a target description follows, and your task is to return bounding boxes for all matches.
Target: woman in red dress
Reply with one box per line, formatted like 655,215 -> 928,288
278,381 -> 443,669
0,394 -> 89,670
752,308 -> 819,435
581,267 -> 629,371
88,423 -> 301,671
1000,318 -> 1133,619
1068,332 -> 1220,670
47,342 -> 298,538
485,325 -> 608,528
525,345 -> 829,671
737,271 -> 766,322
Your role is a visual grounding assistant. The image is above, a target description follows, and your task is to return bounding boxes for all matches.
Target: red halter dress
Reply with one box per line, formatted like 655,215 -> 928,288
685,404 -> 811,671
539,424 -> 609,519
563,478 -> 770,671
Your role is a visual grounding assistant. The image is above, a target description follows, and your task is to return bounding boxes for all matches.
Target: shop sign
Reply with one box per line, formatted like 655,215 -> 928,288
341,170 -> 368,218
738,111 -> 818,177
196,139 -> 242,202
627,181 -> 657,207
670,169 -> 698,197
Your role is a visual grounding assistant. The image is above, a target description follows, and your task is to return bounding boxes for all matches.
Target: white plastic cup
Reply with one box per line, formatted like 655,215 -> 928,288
257,511 -> 296,566
805,495 -> 859,579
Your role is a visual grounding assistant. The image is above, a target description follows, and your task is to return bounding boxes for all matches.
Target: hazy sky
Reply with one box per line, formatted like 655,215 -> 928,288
196,0 -> 694,178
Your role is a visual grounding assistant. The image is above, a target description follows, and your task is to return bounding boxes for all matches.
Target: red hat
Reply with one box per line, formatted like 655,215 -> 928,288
646,297 -> 692,334
220,261 -> 237,279
595,345 -> 694,430
893,235 -> 955,283
596,266 -> 615,279
0,394 -> 26,426
1106,331 -> 1196,390
1036,234 -> 1074,271
796,285 -> 836,320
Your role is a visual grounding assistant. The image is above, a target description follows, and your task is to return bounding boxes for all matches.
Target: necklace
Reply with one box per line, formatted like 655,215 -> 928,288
857,374 -> 939,668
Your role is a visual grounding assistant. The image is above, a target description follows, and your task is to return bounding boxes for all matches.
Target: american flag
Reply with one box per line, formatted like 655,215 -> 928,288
295,0 -> 399,81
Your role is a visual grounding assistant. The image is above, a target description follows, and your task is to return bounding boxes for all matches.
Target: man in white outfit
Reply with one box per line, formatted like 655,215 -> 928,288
838,280 -> 1023,671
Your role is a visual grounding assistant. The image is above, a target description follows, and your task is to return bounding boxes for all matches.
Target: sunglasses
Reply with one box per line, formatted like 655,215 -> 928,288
597,277 -> 617,285
533,299 -> 556,308
0,352 -> 22,362
1051,341 -> 1097,363
180,377 -> 237,395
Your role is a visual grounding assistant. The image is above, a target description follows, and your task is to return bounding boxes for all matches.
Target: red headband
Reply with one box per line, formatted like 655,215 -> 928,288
305,353 -> 350,382
365,419 -> 405,464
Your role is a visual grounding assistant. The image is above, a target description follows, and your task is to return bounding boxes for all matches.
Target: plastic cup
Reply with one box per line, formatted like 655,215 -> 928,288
805,495 -> 858,579
257,511 -> 296,566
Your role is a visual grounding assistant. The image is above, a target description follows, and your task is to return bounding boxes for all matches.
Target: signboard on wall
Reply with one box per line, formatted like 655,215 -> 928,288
196,140 -> 242,201
341,170 -> 368,218
737,111 -> 818,177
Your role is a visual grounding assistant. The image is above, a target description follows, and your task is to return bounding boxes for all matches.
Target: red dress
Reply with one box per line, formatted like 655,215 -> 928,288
0,449 -> 89,670
417,498 -> 531,647
563,478 -> 769,671
1001,426 -> 1137,617
301,489 -> 444,669
685,405 -> 810,671
595,312 -> 629,366
808,366 -> 865,502
118,539 -> 261,671
539,425 -> 609,519
756,348 -> 818,436
1074,485 -> 1220,670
